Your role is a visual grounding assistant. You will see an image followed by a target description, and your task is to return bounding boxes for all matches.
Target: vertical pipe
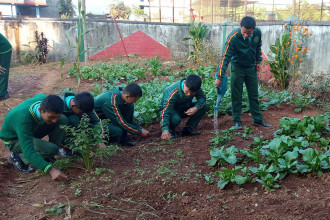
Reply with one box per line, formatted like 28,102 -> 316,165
320,0 -> 324,21
113,18 -> 129,61
173,0 -> 174,23
292,0 -> 296,15
159,0 -> 161,22
244,0 -> 247,16
211,0 -> 214,23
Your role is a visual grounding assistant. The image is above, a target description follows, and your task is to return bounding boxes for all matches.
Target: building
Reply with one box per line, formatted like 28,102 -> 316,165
0,0 -> 59,18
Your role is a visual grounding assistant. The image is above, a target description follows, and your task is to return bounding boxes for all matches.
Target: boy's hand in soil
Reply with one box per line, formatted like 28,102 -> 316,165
49,168 -> 68,180
141,128 -> 149,137
161,131 -> 170,140
185,107 -> 198,116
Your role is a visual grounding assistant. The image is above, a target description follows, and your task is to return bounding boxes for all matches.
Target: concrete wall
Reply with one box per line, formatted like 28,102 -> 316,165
0,18 -> 329,75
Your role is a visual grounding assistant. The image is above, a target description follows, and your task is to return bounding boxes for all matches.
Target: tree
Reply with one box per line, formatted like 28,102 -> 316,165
109,1 -> 131,19
58,0 -> 75,18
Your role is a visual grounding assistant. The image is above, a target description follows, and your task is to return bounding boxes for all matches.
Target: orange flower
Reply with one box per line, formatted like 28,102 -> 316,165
303,48 -> 306,52
275,47 -> 278,50
295,72 -> 298,76
282,46 -> 285,50
289,36 -> 292,39
301,26 -> 303,29
294,39 -> 296,42
287,42 -> 291,45
292,55 -> 295,59
309,33 -> 312,36
295,55 -> 298,58
281,52 -> 283,54
299,58 -> 302,61
293,43 -> 296,46
289,32 -> 292,35
308,48 -> 311,51
288,58 -> 291,61
291,61 -> 293,64
297,23 -> 300,27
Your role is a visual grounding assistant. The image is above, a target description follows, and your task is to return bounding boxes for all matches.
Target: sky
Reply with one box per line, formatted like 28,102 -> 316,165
74,0 -> 327,15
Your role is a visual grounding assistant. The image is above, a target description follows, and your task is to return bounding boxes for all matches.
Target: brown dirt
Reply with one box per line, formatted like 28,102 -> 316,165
0,58 -> 328,220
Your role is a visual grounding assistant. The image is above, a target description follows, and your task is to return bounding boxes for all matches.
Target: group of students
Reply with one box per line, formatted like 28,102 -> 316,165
0,16 -> 271,180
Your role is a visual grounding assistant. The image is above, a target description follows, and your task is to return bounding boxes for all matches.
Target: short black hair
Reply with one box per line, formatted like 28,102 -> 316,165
185,74 -> 202,92
73,92 -> 94,113
40,95 -> 64,113
240,16 -> 256,29
123,83 -> 142,98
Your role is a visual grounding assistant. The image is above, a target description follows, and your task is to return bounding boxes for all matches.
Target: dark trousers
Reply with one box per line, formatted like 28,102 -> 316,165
6,115 -> 68,164
164,103 -> 207,132
0,49 -> 11,96
230,64 -> 263,123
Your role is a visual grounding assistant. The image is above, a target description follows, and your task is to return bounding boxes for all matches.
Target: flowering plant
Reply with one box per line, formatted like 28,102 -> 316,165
266,23 -> 312,89
183,10 -> 210,65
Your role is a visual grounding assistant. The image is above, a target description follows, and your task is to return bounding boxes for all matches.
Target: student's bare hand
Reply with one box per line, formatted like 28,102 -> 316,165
49,168 -> 68,180
0,66 -> 5,74
141,128 -> 149,137
256,64 -> 262,73
161,131 -> 171,140
185,107 -> 198,116
215,79 -> 222,88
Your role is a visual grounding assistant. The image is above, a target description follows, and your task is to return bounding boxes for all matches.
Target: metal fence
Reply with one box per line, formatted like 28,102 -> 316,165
145,0 -> 330,23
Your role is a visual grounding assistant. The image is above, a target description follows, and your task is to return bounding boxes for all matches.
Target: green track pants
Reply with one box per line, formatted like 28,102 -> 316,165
0,49 -> 11,96
165,102 -> 207,132
230,64 -> 263,123
6,115 -> 68,164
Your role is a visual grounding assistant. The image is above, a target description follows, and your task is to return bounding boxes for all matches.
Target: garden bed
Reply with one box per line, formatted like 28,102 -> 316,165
0,58 -> 328,219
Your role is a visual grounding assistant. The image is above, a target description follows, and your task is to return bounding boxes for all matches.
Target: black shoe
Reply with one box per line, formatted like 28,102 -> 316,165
253,120 -> 272,127
45,157 -> 56,163
119,136 -> 136,147
0,92 -> 10,101
8,153 -> 35,173
181,127 -> 201,137
234,122 -> 243,130
169,130 -> 178,139
58,147 -> 77,158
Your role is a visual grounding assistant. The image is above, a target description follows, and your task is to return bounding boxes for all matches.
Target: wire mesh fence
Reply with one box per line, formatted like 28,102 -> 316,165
143,0 -> 330,23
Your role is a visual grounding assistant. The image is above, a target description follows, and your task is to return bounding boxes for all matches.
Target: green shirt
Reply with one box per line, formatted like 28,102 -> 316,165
159,79 -> 206,132
94,88 -> 142,135
0,94 -> 52,173
0,33 -> 12,54
215,27 -> 262,80
62,92 -> 99,124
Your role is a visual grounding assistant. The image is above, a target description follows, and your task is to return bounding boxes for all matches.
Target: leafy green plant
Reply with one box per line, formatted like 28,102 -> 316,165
53,157 -> 73,171
215,166 -> 249,189
61,114 -> 108,170
291,94 -> 316,112
298,148 -> 330,176
21,31 -> 49,64
249,164 -> 280,191
183,15 -> 210,65
207,146 -> 238,166
145,56 -> 162,76
44,203 -> 66,215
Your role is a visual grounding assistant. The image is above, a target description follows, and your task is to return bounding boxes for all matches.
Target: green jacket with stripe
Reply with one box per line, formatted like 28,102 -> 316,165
215,27 -> 262,80
0,94 -> 53,173
62,92 -> 99,125
159,79 -> 206,132
94,88 -> 142,135
0,33 -> 12,54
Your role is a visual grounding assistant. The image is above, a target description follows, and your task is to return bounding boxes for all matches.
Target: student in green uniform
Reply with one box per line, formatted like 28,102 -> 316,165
0,94 -> 67,180
159,74 -> 207,140
0,33 -> 12,101
94,83 -> 149,146
59,91 -> 98,157
215,16 -> 271,130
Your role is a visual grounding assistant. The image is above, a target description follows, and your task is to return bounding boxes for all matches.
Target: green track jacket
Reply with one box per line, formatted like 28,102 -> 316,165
94,88 -> 142,135
159,79 -> 206,132
0,94 -> 53,173
0,33 -> 12,54
215,27 -> 262,80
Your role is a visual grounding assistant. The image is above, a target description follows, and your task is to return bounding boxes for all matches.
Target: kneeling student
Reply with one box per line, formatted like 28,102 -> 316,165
94,83 -> 149,146
59,91 -> 98,157
159,74 -> 207,140
0,94 -> 68,180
